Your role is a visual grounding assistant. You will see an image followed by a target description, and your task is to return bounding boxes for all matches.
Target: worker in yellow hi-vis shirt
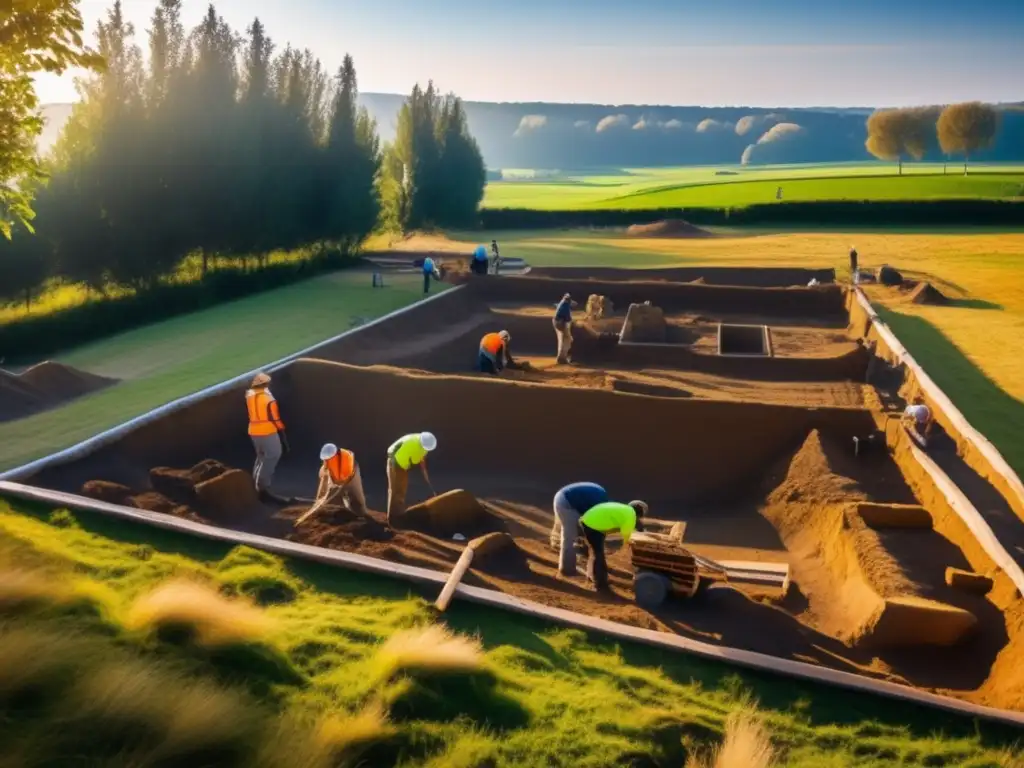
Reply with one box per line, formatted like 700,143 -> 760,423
386,432 -> 437,525
579,500 -> 648,591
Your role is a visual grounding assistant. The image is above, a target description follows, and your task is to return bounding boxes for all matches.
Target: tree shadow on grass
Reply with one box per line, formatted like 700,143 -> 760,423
873,304 -> 1024,479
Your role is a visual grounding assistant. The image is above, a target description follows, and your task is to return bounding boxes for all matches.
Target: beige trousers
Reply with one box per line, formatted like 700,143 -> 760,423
554,319 -> 573,362
386,457 -> 409,525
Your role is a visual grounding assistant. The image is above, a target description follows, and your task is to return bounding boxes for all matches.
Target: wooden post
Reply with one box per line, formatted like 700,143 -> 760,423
435,547 -> 475,612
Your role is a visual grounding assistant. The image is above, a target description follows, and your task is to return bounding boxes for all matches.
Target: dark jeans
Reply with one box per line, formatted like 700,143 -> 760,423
471,258 -> 488,275
581,523 -> 608,590
423,272 -> 432,294
478,352 -> 501,374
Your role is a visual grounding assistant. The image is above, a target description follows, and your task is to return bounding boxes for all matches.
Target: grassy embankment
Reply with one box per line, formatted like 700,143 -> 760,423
381,229 -> 1024,480
0,271 -> 439,471
482,163 -> 1024,210
1,497 -> 1020,767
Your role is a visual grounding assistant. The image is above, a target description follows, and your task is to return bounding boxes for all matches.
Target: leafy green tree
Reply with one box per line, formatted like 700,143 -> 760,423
937,102 -> 1000,175
0,0 -> 102,236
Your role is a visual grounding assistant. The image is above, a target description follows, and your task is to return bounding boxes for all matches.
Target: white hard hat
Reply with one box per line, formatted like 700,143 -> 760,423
320,443 -> 338,461
499,330 -> 510,343
420,432 -> 437,451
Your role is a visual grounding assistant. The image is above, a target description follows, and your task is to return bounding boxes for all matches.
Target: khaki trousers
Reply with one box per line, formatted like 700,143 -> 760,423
553,319 -> 573,362
386,457 -> 409,525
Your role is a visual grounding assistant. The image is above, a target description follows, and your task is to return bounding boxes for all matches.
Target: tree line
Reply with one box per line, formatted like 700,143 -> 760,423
865,102 -> 1001,174
1,0 -> 486,312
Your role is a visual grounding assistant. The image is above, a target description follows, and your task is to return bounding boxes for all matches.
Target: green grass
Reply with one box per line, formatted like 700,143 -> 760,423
0,271 -> 440,471
1,497 -> 1021,767
481,163 -> 1024,210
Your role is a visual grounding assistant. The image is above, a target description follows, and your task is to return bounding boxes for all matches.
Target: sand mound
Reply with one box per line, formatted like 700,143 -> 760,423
620,302 -> 666,343
625,219 -> 714,239
195,469 -> 258,517
761,430 -> 976,649
150,460 -> 233,504
80,480 -> 200,521
403,490 -> 496,537
689,277 -> 707,285
908,281 -> 948,305
81,480 -> 135,505
0,362 -> 116,423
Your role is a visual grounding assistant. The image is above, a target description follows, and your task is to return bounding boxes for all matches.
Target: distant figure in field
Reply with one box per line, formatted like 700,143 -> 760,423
422,256 -> 440,294
491,239 -> 501,274
849,246 -> 859,283
776,186 -> 783,200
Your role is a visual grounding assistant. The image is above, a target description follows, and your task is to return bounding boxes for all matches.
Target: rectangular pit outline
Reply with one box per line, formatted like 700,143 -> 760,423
1,279 -> 1024,727
717,323 -> 773,358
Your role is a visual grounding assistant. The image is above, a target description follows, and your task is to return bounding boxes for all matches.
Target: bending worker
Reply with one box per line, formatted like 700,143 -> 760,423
316,443 -> 367,516
422,256 -> 440,294
579,500 -> 648,592
245,372 -> 289,501
478,330 -> 511,374
902,395 -> 934,443
550,481 -> 610,577
386,431 -> 437,525
553,293 -> 576,364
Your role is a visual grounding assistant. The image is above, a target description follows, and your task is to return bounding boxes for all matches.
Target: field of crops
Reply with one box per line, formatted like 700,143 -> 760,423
482,163 -> 1024,210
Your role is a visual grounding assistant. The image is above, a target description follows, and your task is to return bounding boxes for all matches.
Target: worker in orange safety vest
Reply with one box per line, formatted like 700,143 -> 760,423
315,443 -> 367,516
478,330 -> 511,374
245,371 -> 289,500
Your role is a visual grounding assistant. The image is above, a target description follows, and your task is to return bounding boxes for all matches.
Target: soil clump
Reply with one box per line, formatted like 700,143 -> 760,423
908,281 -> 948,305
625,219 -> 714,238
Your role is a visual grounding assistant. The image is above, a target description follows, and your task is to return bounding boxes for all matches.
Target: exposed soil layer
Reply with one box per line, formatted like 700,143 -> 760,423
625,219 -> 715,239
526,265 -> 837,287
0,362 -> 117,423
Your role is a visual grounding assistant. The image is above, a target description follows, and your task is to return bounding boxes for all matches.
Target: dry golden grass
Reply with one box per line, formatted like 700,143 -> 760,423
686,708 -> 778,768
315,703 -> 396,757
126,579 -> 274,647
371,624 -> 485,681
0,568 -> 72,610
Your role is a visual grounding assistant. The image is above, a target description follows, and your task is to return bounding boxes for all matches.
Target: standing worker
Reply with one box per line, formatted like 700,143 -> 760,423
422,256 -> 440,294
579,500 -> 648,592
490,239 -> 501,275
245,372 -> 289,501
553,293 -> 576,364
316,443 -> 367,516
386,431 -> 438,525
478,330 -> 511,375
550,481 -> 610,577
849,245 -> 859,284
471,245 -> 489,275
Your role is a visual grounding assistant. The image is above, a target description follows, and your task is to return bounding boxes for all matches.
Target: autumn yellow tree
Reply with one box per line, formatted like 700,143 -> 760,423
865,107 -> 938,175
937,102 -> 999,175
0,0 -> 102,237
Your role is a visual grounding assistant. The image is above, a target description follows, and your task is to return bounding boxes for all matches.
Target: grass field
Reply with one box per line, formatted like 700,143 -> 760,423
482,163 -> 1024,210
0,271 -> 436,471
386,229 -> 1024,480
2,497 -> 1021,767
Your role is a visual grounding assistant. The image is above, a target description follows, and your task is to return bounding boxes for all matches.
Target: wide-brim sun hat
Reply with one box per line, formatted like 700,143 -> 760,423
320,443 -> 338,461
420,432 -> 437,451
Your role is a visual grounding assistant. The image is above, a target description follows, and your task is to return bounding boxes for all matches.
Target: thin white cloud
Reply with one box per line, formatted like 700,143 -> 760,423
663,118 -> 684,130
574,119 -> 591,129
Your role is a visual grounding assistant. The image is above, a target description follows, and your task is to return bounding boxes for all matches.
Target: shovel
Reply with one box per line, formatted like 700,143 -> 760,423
294,486 -> 342,527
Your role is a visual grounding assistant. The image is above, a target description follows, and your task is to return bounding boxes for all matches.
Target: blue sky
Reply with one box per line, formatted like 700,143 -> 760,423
33,0 -> 1024,107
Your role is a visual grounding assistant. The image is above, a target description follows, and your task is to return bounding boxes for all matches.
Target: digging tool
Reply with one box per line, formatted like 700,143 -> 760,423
435,532 -> 514,612
294,485 -> 342,527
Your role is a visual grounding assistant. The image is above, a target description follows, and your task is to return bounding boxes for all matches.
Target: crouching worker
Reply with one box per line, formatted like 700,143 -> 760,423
902,395 -> 934,446
316,443 -> 367,516
478,330 -> 511,374
386,431 -> 437,525
550,482 -> 609,576
579,500 -> 648,592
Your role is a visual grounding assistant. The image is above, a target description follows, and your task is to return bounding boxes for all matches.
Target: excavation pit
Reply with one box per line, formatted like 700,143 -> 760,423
717,324 -> 772,357
13,265 -> 1024,713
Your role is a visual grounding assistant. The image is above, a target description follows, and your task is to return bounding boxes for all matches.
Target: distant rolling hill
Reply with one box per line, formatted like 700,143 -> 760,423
39,96 -> 1024,172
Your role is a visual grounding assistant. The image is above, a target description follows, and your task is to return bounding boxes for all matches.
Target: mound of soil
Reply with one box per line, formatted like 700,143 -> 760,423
150,460 -> 234,504
283,504 -> 394,549
80,480 -> 202,521
688,277 -> 707,285
403,489 -> 498,538
195,469 -> 259,517
625,219 -> 714,239
620,303 -> 666,343
908,281 -> 948,305
0,362 -> 116,423
760,430 -> 977,649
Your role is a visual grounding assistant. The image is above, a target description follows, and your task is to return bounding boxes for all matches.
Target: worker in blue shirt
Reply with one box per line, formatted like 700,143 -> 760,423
422,256 -> 440,294
553,292 -> 576,363
550,481 -> 609,576
470,245 -> 489,275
